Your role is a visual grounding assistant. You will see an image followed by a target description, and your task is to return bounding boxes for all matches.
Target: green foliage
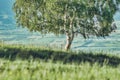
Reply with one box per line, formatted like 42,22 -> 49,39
13,0 -> 120,38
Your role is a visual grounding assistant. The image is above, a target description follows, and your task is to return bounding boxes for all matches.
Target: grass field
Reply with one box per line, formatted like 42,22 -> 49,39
0,43 -> 120,80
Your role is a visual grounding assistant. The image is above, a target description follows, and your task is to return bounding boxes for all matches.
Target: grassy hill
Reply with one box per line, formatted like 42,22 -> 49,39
0,43 -> 120,80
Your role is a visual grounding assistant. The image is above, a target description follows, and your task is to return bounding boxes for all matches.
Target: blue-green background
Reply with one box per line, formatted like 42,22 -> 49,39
0,0 -> 120,52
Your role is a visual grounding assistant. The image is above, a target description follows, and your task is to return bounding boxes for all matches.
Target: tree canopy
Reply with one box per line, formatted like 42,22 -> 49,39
13,0 -> 120,50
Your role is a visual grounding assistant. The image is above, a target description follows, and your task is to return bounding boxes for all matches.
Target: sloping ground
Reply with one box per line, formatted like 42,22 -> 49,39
0,43 -> 120,67
0,43 -> 120,80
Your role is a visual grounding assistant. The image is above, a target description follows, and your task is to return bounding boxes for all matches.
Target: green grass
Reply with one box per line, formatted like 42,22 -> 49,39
0,43 -> 120,80
0,59 -> 120,80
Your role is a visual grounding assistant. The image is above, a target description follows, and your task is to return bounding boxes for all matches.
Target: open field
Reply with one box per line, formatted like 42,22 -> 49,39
0,59 -> 120,80
0,1 -> 120,80
0,43 -> 120,80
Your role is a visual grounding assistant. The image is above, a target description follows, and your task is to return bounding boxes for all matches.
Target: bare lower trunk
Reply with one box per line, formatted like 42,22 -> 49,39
65,32 -> 74,51
65,37 -> 72,50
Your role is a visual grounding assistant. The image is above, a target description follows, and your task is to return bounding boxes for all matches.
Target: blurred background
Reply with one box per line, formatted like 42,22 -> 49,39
0,0 -> 120,52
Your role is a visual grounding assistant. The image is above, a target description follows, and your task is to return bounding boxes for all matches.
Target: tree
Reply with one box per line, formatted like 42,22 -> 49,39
13,0 -> 119,50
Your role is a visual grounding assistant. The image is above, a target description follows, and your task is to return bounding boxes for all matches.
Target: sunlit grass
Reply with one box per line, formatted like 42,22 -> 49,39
0,59 -> 120,80
0,43 -> 120,80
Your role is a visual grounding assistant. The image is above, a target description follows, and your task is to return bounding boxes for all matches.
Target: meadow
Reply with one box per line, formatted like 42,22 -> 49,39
0,1 -> 120,80
0,43 -> 120,80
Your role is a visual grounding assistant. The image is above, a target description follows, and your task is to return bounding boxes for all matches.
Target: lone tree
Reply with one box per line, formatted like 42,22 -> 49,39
13,0 -> 119,50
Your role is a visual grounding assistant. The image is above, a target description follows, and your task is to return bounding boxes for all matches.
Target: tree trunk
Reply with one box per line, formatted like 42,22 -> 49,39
65,32 -> 74,51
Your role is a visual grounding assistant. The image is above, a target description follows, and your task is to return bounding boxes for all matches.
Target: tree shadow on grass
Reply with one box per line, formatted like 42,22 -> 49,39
0,47 -> 120,67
